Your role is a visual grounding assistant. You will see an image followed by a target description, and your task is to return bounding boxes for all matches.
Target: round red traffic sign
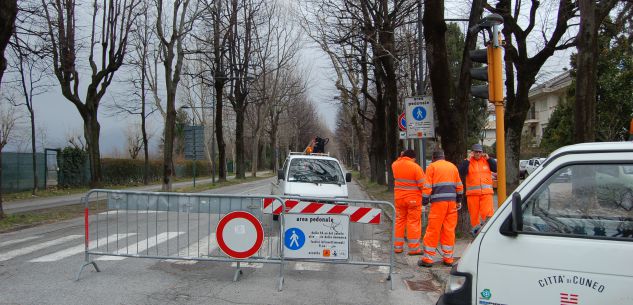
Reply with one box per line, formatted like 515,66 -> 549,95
398,112 -> 406,131
216,211 -> 264,259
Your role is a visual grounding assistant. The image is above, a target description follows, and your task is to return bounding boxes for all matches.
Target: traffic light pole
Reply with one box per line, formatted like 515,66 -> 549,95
470,14 -> 506,205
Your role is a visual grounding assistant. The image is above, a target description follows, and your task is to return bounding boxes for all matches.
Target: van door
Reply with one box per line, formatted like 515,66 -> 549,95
475,162 -> 633,305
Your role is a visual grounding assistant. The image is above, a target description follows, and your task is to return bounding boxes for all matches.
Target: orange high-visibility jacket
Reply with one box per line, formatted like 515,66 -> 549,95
459,157 -> 495,196
392,157 -> 426,201
423,159 -> 463,203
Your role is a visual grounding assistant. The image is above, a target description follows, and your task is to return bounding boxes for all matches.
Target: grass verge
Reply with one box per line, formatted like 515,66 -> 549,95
0,174 -> 273,233
0,200 -> 107,233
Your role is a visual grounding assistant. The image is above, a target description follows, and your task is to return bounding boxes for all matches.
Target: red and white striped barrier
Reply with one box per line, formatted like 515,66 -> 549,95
262,198 -> 381,224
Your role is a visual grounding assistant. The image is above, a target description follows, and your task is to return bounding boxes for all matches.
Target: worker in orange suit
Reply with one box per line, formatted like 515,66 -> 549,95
458,143 -> 497,236
418,149 -> 463,267
391,149 -> 426,255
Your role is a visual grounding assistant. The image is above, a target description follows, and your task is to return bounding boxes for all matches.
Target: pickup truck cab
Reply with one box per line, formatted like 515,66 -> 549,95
525,157 -> 546,176
438,142 -> 633,305
272,152 -> 351,199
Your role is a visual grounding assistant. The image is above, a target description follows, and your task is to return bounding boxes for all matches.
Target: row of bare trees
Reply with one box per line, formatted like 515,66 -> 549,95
307,0 -> 629,196
0,0 -> 330,219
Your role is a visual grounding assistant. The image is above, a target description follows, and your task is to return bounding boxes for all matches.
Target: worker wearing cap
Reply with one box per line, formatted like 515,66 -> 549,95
418,149 -> 463,267
458,143 -> 497,236
391,149 -> 426,255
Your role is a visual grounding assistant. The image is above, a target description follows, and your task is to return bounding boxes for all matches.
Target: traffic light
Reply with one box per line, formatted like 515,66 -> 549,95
469,44 -> 503,103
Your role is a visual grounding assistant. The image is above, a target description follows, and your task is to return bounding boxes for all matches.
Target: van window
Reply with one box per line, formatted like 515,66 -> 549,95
521,164 -> 633,240
287,158 -> 344,185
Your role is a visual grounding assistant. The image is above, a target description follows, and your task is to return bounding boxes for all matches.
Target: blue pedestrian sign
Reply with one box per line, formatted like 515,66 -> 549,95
412,106 -> 427,121
284,227 -> 305,250
405,97 -> 435,139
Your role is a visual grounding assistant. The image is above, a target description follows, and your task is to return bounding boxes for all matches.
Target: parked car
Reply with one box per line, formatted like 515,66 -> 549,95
519,159 -> 528,179
436,142 -> 633,305
525,157 -> 546,176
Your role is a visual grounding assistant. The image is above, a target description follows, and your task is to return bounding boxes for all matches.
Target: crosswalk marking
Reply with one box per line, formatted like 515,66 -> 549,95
176,233 -> 217,257
0,235 -> 82,261
29,234 -> 135,262
0,236 -> 40,248
96,231 -> 184,261
293,262 -> 326,271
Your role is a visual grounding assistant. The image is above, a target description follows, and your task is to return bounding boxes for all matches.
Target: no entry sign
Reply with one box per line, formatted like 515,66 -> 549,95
216,211 -> 264,259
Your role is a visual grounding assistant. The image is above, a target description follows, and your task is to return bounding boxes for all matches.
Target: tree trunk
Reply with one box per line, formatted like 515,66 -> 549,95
380,25 -> 399,190
83,109 -> 102,187
424,0 -> 463,164
215,86 -> 227,182
251,132 -> 259,177
0,0 -> 17,88
235,101 -> 246,179
0,150 -> 4,219
574,0 -> 599,143
162,91 -> 176,191
31,111 -> 38,193
271,120 -> 279,172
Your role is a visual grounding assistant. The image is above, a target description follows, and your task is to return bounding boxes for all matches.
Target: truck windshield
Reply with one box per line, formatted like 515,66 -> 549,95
287,158 -> 345,185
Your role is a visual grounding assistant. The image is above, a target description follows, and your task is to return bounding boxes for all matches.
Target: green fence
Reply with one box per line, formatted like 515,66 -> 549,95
1,152 -> 46,193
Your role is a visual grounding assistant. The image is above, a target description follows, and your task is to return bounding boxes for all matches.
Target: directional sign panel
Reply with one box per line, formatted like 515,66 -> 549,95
184,125 -> 206,160
405,96 -> 435,139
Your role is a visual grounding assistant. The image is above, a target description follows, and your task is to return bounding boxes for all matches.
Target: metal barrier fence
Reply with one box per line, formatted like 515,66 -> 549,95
76,190 -> 394,291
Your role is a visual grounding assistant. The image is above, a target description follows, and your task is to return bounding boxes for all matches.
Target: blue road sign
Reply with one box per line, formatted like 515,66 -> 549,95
412,106 -> 427,121
284,227 -> 305,250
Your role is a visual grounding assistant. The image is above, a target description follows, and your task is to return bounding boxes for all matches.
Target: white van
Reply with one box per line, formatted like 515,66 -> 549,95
271,152 -> 351,199
438,142 -> 633,305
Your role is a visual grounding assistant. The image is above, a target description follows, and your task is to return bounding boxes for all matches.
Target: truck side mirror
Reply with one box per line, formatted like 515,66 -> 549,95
512,192 -> 523,232
345,173 -> 352,182
277,170 -> 284,180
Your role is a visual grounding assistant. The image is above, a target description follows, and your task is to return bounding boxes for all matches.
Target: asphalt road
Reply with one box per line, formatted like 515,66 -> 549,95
0,177 -> 441,305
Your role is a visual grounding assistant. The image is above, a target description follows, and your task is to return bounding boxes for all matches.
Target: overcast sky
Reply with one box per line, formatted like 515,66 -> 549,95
3,1 -> 574,155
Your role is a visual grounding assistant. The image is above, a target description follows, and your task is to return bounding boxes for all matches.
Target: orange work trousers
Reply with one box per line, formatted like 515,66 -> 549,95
394,197 -> 422,253
466,194 -> 494,228
421,200 -> 457,264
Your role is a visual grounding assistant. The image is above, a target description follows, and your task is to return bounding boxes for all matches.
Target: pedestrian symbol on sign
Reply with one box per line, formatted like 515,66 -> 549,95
413,106 -> 426,121
284,228 -> 305,250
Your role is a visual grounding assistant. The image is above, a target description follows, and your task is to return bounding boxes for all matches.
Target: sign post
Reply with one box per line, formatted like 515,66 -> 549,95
405,97 -> 434,169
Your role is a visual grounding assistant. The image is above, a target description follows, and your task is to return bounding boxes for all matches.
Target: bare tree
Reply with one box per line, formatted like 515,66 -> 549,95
491,0 -> 577,191
248,0 -> 302,177
125,123 -> 153,159
226,0 -> 261,179
0,104 -> 19,219
41,0 -> 141,186
0,0 -> 18,88
155,0 -> 202,190
8,32 -> 49,194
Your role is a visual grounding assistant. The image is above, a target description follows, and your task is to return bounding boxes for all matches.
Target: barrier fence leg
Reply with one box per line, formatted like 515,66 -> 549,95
76,198 -> 100,281
233,261 -> 243,282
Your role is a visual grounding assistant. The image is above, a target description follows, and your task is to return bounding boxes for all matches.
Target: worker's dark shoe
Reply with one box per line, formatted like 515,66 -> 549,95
417,260 -> 433,268
407,249 -> 423,256
442,260 -> 454,267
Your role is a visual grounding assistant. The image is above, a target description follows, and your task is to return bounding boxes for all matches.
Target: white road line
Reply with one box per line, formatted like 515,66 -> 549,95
0,235 -> 83,261
97,210 -> 164,216
96,231 -> 184,261
231,262 -> 263,268
293,262 -> 326,271
176,233 -> 217,258
30,234 -> 135,262
0,236 -> 40,248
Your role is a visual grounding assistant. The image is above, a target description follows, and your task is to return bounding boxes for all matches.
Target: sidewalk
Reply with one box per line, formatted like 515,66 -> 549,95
4,170 -> 271,214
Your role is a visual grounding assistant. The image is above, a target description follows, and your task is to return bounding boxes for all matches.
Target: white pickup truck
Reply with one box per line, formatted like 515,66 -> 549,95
437,142 -> 633,305
271,152 -> 351,200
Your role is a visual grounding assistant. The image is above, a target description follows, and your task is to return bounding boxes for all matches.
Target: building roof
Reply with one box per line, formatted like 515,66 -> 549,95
529,71 -> 573,99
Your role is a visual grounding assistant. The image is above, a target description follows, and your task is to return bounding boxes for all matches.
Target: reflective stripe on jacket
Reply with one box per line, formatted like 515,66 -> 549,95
461,157 -> 495,196
423,159 -> 463,203
391,157 -> 426,201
